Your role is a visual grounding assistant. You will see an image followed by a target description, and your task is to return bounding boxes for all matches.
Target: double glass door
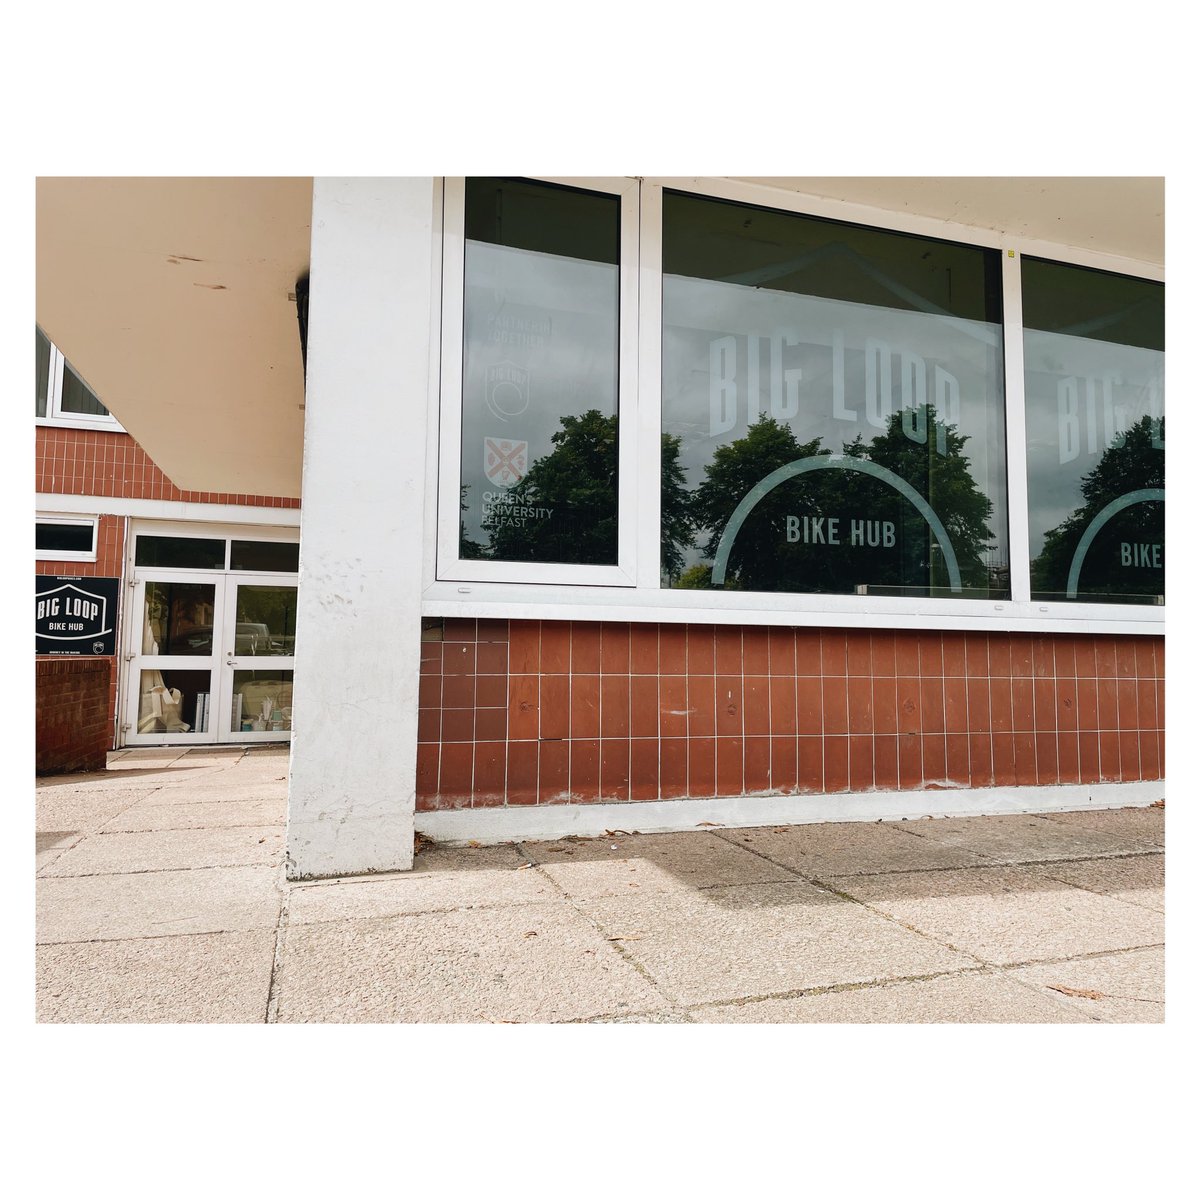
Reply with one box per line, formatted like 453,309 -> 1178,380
125,571 -> 298,744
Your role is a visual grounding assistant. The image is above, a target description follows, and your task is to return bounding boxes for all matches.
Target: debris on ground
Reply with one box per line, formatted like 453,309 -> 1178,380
1048,984 -> 1109,1000
413,831 -> 434,856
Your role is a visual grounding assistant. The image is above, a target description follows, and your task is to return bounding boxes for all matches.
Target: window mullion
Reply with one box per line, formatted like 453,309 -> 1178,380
635,180 -> 663,589
1001,249 -> 1033,604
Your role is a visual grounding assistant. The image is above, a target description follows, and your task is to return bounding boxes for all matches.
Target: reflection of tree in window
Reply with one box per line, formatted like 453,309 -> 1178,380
1031,415 -> 1164,603
459,485 -> 486,559
687,407 -> 996,596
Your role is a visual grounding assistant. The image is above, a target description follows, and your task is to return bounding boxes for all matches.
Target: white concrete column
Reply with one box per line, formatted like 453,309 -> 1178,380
286,178 -> 438,879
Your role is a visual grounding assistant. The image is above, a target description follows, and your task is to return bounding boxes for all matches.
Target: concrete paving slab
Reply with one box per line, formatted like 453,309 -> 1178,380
103,747 -> 191,769
37,865 -> 283,943
905,812 -> 1137,864
715,821 -> 990,879
1006,947 -> 1164,1023
272,903 -> 669,1023
691,970 -> 1087,1023
37,930 -> 276,1023
36,831 -> 85,872
1038,805 -> 1165,851
833,864 -> 1164,965
41,827 -> 285,877
35,789 -> 148,834
521,831 -> 794,899
288,844 -> 562,923
100,799 -> 287,833
1037,854 -> 1164,913
577,881 -> 972,1007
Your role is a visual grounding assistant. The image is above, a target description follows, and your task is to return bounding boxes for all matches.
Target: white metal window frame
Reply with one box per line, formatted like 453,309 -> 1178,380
36,336 -> 126,433
35,513 -> 99,562
424,175 -> 1165,636
126,520 -> 302,575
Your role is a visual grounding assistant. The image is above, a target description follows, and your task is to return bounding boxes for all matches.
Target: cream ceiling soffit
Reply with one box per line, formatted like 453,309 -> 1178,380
732,177 -> 1165,266
36,178 -> 313,498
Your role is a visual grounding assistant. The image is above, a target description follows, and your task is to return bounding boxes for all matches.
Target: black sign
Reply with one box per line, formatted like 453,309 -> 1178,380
36,575 -> 120,656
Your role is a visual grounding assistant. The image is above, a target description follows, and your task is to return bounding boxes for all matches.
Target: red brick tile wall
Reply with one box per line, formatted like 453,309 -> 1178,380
416,620 -> 1165,811
36,428 -> 300,508
36,658 -> 112,774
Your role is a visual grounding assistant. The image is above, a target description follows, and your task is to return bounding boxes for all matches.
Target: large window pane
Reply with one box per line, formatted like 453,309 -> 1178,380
141,581 -> 217,655
661,191 -> 1009,598
459,177 -> 620,565
1022,259 -> 1164,604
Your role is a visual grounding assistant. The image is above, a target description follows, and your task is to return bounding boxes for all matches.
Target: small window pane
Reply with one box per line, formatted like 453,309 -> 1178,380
459,177 -> 621,565
141,581 -> 217,655
36,521 -> 95,555
59,358 -> 110,416
661,191 -> 1009,599
229,540 -> 300,572
231,670 -> 294,732
36,328 -> 50,418
1022,259 -> 1164,605
135,535 -> 226,569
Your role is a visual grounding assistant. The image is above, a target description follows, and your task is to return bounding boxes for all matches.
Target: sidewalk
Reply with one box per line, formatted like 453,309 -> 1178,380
36,747 -> 1165,1023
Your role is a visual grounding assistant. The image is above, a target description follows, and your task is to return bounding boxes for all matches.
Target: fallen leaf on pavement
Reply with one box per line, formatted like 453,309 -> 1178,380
523,930 -> 538,938
696,821 -> 722,827
607,933 -> 645,941
1048,984 -> 1109,1000
467,840 -> 482,848
605,829 -> 633,837
1151,799 -> 1165,808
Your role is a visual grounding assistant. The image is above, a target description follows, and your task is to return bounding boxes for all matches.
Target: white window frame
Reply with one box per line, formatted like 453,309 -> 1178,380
435,175 -> 640,587
36,513 -> 99,563
424,176 -> 1165,636
37,335 -> 125,433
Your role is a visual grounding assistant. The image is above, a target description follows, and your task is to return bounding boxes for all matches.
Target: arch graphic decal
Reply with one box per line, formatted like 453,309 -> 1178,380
711,455 -> 962,590
1065,488 -> 1165,600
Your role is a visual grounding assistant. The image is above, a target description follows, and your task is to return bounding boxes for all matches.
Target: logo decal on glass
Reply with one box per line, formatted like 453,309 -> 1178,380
485,362 -> 530,421
484,438 -> 528,488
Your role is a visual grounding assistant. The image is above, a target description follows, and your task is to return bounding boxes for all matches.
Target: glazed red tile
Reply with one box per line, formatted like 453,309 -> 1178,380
630,676 -> 659,738
417,707 -> 441,743
988,678 -> 1013,733
599,740 -> 630,801
896,678 -> 921,735
920,678 -> 945,734
474,707 -> 507,742
571,623 -> 602,673
629,624 -> 659,675
918,633 -> 943,677
415,743 -> 439,798
476,619 -> 509,643
1114,638 -> 1138,679
439,706 -> 473,742
715,626 -> 743,675
987,634 -> 1013,680
1156,729 -> 1166,778
770,736 -> 798,793
1116,679 -> 1139,731
659,676 -> 688,739
768,627 -> 796,676
600,676 -> 630,738
1118,730 -> 1142,782
1155,679 -> 1165,726
1077,731 -> 1101,784
1053,637 -> 1076,680
630,739 -> 660,801
1031,636 -> 1056,680
658,626 -> 687,674
823,736 -> 850,792
1013,733 -> 1038,786
716,737 -> 744,795
418,674 -> 441,710
538,741 -> 570,803
715,675 -> 743,736
941,677 -> 967,734
1137,679 -> 1157,730
438,743 -> 473,801
847,677 -> 873,735
1074,636 -> 1097,679
442,675 -> 475,710
1054,680 -> 1078,732
508,675 -> 539,740
687,677 -> 716,737
1098,731 -> 1122,781
1009,634 -> 1035,677
743,628 -> 770,675
659,738 -> 688,799
964,633 -> 990,678
967,733 -> 993,787
743,676 -> 771,736
797,736 -> 824,792
894,632 -> 920,677
796,677 -> 823,735
442,642 -> 476,676
1034,732 -> 1059,786
443,618 -> 477,642
769,676 -> 797,735
1153,638 -> 1165,680
742,736 -> 770,794
688,738 -> 716,797
941,635 -> 966,677
1075,678 -> 1099,731
847,633 -> 873,677
1097,678 -> 1119,729
686,626 -> 715,675
506,742 -> 539,805
870,631 -> 897,677
871,678 -> 897,735
476,642 -> 508,675
539,675 -> 570,740
921,735 -> 947,784
420,644 -> 442,674
873,735 -> 899,790
569,740 -> 600,801
1032,679 -> 1057,733
600,623 -> 631,674
1055,733 -> 1080,785
897,733 -> 923,789
991,733 -> 1017,787
822,677 -> 848,735
540,623 -> 570,673
476,674 -> 508,709
821,630 -> 847,676
1093,637 -> 1118,679
795,630 -> 822,674
944,734 -> 970,787
849,735 -> 874,791
570,676 -> 600,739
